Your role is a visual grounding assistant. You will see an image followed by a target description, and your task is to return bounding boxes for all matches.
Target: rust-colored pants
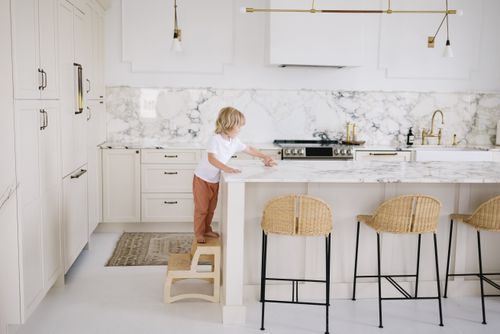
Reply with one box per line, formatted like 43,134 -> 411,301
193,175 -> 219,238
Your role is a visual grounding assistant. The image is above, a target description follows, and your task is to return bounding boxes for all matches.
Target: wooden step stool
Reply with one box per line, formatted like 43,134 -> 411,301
163,236 -> 221,303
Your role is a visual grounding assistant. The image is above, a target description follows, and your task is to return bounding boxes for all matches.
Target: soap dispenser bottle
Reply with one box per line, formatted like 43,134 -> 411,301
406,127 -> 415,146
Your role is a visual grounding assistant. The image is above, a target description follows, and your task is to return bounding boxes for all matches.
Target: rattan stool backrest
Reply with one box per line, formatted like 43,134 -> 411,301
371,195 -> 441,234
261,195 -> 332,236
467,195 -> 500,231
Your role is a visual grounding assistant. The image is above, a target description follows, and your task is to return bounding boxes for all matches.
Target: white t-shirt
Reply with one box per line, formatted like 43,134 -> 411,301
194,134 -> 247,183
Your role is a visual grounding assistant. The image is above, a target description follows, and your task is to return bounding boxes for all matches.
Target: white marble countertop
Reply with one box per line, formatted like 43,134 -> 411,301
99,141 -> 280,150
221,160 -> 500,184
99,140 -> 500,151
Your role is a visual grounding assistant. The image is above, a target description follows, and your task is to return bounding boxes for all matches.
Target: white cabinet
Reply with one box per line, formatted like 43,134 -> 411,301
414,148 -> 493,162
58,0 -> 88,177
355,150 -> 412,161
11,0 -> 59,99
63,167 -> 88,272
269,0 -> 371,66
84,0 -> 105,100
13,99 -> 62,322
141,149 -> 200,223
87,100 -> 105,234
102,149 -> 141,223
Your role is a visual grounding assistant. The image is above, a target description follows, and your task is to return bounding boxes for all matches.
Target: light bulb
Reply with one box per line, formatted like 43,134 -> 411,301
443,40 -> 454,58
171,37 -> 182,52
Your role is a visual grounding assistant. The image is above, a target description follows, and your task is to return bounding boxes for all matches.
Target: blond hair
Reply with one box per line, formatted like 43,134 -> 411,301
215,107 -> 246,134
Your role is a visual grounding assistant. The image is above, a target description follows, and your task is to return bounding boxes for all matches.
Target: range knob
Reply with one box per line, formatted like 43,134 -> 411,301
346,149 -> 352,156
340,149 -> 346,155
298,148 -> 305,156
284,149 -> 291,155
333,149 -> 339,155
291,148 -> 298,155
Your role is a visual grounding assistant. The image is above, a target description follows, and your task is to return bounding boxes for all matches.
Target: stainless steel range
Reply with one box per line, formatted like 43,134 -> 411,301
274,139 -> 354,160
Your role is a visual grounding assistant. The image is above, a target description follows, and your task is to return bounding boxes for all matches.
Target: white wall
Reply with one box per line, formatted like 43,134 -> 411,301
105,0 -> 500,92
0,0 -> 19,332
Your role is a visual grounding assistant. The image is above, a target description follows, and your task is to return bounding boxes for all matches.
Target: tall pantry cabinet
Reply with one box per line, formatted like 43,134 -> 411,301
58,0 -> 90,272
2,0 -> 108,329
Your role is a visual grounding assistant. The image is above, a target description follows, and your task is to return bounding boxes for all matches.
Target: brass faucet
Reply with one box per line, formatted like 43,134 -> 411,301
421,110 -> 445,145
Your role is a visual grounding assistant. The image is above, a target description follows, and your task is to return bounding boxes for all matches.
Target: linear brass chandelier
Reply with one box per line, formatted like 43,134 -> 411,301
243,0 -> 462,56
243,0 -> 459,15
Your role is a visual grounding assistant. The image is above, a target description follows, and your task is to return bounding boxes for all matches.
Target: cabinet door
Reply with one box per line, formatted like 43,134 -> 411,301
13,100 -> 44,320
87,101 -> 99,233
102,149 -> 141,223
63,166 -> 89,272
39,100 -> 62,287
11,0 -> 41,99
38,0 -> 59,99
58,0 -> 76,176
94,6 -> 105,99
355,151 -> 412,161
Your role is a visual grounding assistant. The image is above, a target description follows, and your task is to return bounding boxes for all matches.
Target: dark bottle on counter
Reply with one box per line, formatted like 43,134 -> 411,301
406,127 -> 415,146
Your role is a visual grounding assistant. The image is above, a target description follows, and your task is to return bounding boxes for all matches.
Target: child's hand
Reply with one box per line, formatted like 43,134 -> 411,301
224,167 -> 241,173
263,155 -> 277,167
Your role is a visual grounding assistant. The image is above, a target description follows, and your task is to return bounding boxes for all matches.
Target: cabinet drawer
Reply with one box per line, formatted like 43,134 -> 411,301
355,151 -> 412,161
141,149 -> 200,164
141,194 -> 194,222
142,164 -> 194,193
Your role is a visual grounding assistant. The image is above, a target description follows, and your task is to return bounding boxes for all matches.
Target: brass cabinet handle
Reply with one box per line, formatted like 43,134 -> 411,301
73,63 -> 83,114
164,155 -> 178,158
86,78 -> 91,94
163,201 -> 178,204
369,152 -> 398,156
163,171 -> 178,175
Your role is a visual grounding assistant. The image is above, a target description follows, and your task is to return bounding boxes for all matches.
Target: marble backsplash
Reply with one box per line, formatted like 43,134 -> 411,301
106,87 -> 500,146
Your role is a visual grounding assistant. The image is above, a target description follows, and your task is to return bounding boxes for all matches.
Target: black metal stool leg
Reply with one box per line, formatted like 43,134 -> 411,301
433,233 -> 444,326
477,230 -> 487,325
325,233 -> 331,334
377,232 -> 383,328
260,232 -> 268,330
444,220 -> 454,298
415,234 -> 422,298
352,221 -> 361,301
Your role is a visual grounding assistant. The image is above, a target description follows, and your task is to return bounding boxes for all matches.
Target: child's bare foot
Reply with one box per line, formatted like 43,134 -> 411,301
196,235 -> 206,243
204,231 -> 220,238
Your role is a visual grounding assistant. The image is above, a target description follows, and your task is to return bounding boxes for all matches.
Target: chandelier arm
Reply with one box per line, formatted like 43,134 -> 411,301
445,0 -> 450,41
431,14 -> 448,43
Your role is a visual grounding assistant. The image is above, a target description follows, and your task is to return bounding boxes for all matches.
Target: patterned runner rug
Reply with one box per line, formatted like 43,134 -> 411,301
106,232 -> 195,266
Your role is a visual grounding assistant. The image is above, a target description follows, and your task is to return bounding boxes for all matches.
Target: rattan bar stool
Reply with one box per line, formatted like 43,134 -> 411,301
260,195 -> 333,334
352,195 -> 444,328
444,195 -> 500,325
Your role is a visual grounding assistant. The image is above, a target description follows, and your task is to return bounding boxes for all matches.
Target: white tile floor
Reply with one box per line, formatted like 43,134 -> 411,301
10,232 -> 500,334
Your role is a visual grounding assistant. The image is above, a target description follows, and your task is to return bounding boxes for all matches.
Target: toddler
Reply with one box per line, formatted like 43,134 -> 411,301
193,107 -> 276,243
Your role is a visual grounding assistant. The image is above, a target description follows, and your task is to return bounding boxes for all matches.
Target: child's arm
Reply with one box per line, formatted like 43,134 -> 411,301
208,153 -> 241,173
244,146 -> 277,166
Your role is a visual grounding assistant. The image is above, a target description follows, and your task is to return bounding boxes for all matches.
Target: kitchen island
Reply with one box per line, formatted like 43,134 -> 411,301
219,160 -> 500,324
